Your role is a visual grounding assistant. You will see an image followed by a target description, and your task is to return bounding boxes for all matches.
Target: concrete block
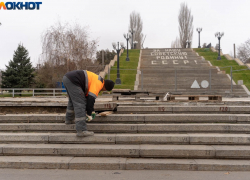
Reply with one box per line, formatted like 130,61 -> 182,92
126,158 -> 197,170
137,124 -> 250,133
0,123 -> 75,132
144,114 -> 237,123
0,114 -> 65,123
238,80 -> 244,85
140,145 -> 215,158
213,145 -> 250,158
116,134 -> 189,144
189,134 -> 250,145
224,54 -> 233,60
173,106 -> 250,113
3,144 -> 64,156
195,159 -> 250,171
59,144 -> 140,157
117,106 -> 172,112
94,103 -> 117,111
87,124 -> 138,133
0,156 -> 71,169
3,144 -> 140,157
48,133 -> 116,144
134,81 -> 139,85
0,145 -> 4,155
117,106 -> 250,113
234,58 -> 244,66
237,115 -> 250,122
0,133 -> 49,143
217,71 -> 225,74
69,157 -> 126,170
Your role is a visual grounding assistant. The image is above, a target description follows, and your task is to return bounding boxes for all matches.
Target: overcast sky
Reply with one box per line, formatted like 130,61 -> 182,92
0,0 -> 250,69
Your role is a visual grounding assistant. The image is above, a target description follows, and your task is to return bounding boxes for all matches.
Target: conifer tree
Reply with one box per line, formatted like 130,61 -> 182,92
1,44 -> 35,88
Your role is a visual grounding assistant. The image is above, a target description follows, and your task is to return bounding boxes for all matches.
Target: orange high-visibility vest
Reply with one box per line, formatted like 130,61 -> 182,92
84,70 -> 104,98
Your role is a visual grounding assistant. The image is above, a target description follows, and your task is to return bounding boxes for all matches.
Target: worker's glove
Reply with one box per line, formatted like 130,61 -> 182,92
163,92 -> 170,101
86,115 -> 93,122
91,111 -> 96,119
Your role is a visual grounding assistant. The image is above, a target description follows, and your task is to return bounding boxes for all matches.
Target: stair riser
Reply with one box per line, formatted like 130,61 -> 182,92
0,134 -> 250,145
1,124 -> 250,133
1,145 -> 250,159
0,156 -> 250,171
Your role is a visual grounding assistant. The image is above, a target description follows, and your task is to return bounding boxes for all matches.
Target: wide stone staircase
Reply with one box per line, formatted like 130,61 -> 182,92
1,100 -> 250,170
138,48 -> 247,97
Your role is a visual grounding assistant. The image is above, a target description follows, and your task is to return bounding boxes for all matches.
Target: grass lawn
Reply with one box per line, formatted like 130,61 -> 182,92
105,49 -> 140,89
194,48 -> 250,90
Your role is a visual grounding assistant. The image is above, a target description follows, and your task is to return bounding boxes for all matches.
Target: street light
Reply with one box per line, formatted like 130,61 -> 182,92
112,42 -> 124,84
215,32 -> 224,60
129,28 -> 135,49
123,33 -> 131,61
186,40 -> 192,48
196,28 -> 202,48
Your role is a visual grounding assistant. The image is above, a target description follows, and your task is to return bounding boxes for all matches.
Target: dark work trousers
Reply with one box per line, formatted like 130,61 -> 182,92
62,76 -> 87,132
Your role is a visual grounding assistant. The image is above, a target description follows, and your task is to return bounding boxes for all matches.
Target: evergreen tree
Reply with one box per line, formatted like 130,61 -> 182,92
1,44 -> 35,88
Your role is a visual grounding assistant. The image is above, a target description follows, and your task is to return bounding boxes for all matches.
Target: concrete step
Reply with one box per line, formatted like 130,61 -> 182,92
1,114 -> 249,123
142,53 -> 200,56
141,62 -> 208,66
140,84 -> 238,88
141,56 -> 203,59
1,133 -> 250,145
141,52 -> 198,56
140,70 -> 219,74
117,106 -> 250,114
140,77 -> 231,81
139,86 -> 244,91
0,102 -> 117,114
2,123 -> 250,133
141,57 -> 203,61
142,48 -> 194,51
1,144 -> 250,159
1,156 -> 250,170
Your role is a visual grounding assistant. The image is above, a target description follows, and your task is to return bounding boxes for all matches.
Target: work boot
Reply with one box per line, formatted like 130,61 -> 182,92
76,131 -> 94,137
65,120 -> 73,125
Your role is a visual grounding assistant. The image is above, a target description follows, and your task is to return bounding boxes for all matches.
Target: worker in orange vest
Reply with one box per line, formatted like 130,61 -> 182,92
62,70 -> 115,137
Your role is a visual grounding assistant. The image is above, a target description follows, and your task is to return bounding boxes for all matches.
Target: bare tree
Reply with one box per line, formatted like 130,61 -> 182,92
171,37 -> 181,48
237,39 -> 250,64
36,22 -> 102,88
129,11 -> 144,49
178,3 -> 193,48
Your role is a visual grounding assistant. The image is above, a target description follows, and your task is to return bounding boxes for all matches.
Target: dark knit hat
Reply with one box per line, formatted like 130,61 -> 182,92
104,80 -> 115,91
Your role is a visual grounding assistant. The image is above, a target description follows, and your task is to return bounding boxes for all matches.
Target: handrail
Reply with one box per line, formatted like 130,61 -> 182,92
0,88 -> 67,98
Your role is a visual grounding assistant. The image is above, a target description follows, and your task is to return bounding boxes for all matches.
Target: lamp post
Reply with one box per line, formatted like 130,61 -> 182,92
129,28 -> 135,49
215,32 -> 224,60
196,28 -> 202,48
186,40 -> 191,48
123,33 -> 131,61
112,42 -> 124,84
